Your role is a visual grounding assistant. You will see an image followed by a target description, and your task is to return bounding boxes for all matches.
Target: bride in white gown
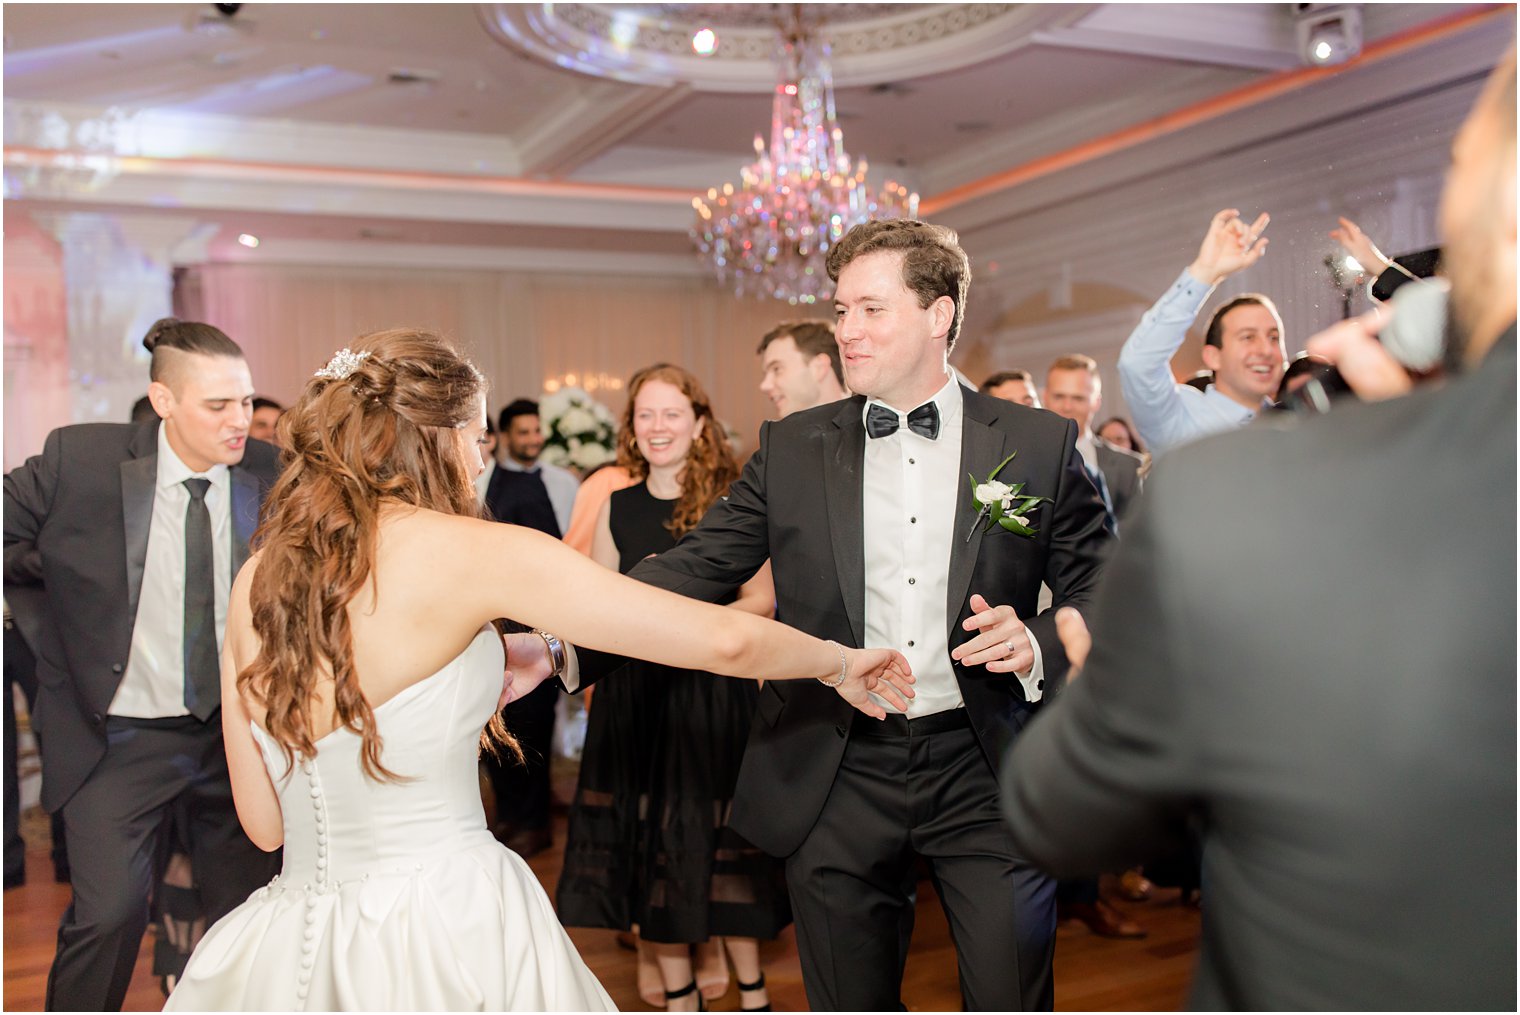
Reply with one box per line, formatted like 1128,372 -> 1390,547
164,330 -> 913,1012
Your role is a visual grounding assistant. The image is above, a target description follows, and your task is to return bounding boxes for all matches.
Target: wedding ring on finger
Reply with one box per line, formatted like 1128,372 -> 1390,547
1005,640 -> 1017,656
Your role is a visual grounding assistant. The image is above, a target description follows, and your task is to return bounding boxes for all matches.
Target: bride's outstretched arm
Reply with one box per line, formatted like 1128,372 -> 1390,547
437,514 -> 914,718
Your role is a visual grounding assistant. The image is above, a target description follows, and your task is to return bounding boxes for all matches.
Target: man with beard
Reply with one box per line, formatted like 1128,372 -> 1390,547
1002,49 -> 1516,1010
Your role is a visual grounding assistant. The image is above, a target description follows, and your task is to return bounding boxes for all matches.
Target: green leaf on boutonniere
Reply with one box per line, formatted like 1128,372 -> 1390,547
967,451 -> 1048,541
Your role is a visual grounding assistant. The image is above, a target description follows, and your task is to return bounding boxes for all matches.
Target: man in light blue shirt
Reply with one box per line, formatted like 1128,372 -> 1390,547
1119,209 -> 1287,455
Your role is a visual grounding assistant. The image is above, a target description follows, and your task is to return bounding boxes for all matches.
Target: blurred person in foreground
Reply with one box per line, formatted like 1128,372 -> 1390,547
1001,50 -> 1516,1010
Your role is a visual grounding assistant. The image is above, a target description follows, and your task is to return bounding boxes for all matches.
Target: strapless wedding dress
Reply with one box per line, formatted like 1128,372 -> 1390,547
165,628 -> 616,1011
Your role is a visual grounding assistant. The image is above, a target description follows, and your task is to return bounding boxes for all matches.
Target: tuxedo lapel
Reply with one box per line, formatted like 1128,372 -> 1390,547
822,399 -> 867,646
230,467 -> 261,575
120,426 -> 159,628
947,396 -> 1009,639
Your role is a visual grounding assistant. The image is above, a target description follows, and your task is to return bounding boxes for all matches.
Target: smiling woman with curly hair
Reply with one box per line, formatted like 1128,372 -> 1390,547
558,363 -> 789,1013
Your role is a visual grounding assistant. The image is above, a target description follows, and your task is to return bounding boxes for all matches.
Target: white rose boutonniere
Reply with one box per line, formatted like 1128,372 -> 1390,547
967,452 -> 1047,540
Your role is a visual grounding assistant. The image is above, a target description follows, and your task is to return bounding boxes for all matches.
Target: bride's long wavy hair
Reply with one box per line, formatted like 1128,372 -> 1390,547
615,363 -> 740,539
242,329 -> 516,782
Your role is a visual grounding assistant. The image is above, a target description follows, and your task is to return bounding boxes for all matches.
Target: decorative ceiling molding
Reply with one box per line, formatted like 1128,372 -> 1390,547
476,2 -> 1093,91
2,147 -> 695,233
922,4 -> 1512,216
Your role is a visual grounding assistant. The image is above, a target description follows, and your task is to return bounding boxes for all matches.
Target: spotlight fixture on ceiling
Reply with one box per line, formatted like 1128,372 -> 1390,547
691,28 -> 717,57
1294,3 -> 1363,67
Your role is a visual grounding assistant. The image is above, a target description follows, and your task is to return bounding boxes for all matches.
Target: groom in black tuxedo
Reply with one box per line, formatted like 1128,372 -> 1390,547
593,221 -> 1110,1009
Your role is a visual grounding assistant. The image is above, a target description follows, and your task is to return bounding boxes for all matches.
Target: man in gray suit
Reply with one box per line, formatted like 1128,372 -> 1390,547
5,319 -> 281,1010
1001,50 -> 1516,1010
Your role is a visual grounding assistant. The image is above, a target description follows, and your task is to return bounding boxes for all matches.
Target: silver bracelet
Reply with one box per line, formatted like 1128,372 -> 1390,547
817,639 -> 847,687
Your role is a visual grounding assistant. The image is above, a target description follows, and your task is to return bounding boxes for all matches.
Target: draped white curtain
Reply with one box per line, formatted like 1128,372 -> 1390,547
183,264 -> 824,455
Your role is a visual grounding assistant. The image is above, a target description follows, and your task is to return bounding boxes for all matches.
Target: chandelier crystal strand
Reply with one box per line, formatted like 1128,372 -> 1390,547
691,13 -> 918,305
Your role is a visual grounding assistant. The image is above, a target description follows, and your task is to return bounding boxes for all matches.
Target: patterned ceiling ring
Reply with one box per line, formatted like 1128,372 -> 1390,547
476,2 -> 1031,92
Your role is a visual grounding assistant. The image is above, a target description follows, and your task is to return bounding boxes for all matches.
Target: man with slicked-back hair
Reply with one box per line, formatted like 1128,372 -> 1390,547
4,318 -> 282,1011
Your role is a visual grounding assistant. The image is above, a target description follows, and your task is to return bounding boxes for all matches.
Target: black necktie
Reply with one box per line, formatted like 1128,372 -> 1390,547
866,401 -> 940,440
183,478 -> 220,721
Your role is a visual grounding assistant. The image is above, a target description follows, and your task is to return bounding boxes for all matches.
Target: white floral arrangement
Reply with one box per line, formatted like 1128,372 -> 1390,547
538,386 -> 618,472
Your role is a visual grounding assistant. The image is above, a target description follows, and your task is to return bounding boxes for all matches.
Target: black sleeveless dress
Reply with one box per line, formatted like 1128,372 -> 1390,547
556,483 -> 790,943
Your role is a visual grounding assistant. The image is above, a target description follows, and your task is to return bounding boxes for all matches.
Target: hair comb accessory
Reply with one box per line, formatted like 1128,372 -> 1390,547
314,348 -> 371,380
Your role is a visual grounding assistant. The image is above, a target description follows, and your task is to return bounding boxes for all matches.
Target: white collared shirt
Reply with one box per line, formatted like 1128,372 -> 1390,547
861,375 -> 1043,717
110,427 -> 233,718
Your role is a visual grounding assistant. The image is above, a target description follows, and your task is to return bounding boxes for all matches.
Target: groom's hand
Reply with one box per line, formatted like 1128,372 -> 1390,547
499,631 -> 555,709
952,593 -> 1034,673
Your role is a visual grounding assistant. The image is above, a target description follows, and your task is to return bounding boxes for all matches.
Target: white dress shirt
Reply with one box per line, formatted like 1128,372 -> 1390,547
499,457 -> 579,536
862,375 -> 1043,717
110,427 -> 233,718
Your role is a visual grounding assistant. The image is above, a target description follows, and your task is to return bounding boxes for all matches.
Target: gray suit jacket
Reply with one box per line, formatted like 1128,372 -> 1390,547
1001,326 -> 1516,1009
3,422 -> 279,811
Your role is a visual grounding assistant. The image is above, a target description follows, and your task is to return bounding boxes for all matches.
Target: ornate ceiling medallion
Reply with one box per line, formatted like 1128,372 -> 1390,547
477,3 -> 1026,92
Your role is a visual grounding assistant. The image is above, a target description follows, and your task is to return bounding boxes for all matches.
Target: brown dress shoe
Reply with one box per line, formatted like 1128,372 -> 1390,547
1064,899 -> 1147,938
1118,868 -> 1154,902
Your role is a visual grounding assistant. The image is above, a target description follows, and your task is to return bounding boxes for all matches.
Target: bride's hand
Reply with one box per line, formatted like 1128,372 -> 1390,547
835,647 -> 914,719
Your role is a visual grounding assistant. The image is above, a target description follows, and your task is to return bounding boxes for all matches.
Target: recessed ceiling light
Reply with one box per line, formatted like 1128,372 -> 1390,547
692,29 -> 717,56
237,233 -> 260,248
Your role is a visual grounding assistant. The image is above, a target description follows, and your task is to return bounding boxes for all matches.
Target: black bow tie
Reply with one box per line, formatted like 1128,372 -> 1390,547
866,401 -> 940,440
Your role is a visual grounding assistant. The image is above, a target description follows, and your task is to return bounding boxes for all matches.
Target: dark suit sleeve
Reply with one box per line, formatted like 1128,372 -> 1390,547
627,420 -> 774,598
1001,490 -> 1193,878
3,430 -> 61,586
566,421 -> 776,688
1024,417 -> 1113,691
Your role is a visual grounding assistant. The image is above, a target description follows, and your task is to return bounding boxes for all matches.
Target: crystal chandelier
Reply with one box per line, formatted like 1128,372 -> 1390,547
690,7 -> 919,305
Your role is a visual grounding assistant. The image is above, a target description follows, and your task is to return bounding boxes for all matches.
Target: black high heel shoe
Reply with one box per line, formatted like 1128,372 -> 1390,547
738,973 -> 772,1012
665,980 -> 706,1011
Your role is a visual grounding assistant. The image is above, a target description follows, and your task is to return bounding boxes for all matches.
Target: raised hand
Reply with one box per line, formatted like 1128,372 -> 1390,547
835,646 -> 914,719
1188,208 -> 1271,287
1329,216 -> 1391,277
950,593 -> 1033,673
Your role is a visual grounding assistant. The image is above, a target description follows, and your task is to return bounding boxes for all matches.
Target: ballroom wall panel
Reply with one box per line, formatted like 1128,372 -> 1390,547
181,263 -> 827,457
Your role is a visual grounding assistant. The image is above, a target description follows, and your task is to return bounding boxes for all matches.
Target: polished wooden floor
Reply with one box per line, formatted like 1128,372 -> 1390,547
3,776 -> 1199,1012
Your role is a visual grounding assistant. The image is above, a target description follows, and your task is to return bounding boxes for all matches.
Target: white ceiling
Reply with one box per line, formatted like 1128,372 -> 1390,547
3,3 -> 1511,271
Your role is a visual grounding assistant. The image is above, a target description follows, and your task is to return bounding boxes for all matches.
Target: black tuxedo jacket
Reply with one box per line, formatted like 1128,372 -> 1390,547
1002,327 -> 1517,1009
3,422 -> 279,811
616,388 -> 1110,856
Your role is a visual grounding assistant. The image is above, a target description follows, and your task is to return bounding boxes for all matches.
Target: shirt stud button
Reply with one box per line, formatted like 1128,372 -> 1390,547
907,577 -> 915,585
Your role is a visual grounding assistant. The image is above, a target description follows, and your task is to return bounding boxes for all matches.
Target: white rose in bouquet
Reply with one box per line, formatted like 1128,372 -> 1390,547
571,442 -> 612,470
539,389 -> 573,419
539,384 -> 616,475
559,406 -> 597,436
